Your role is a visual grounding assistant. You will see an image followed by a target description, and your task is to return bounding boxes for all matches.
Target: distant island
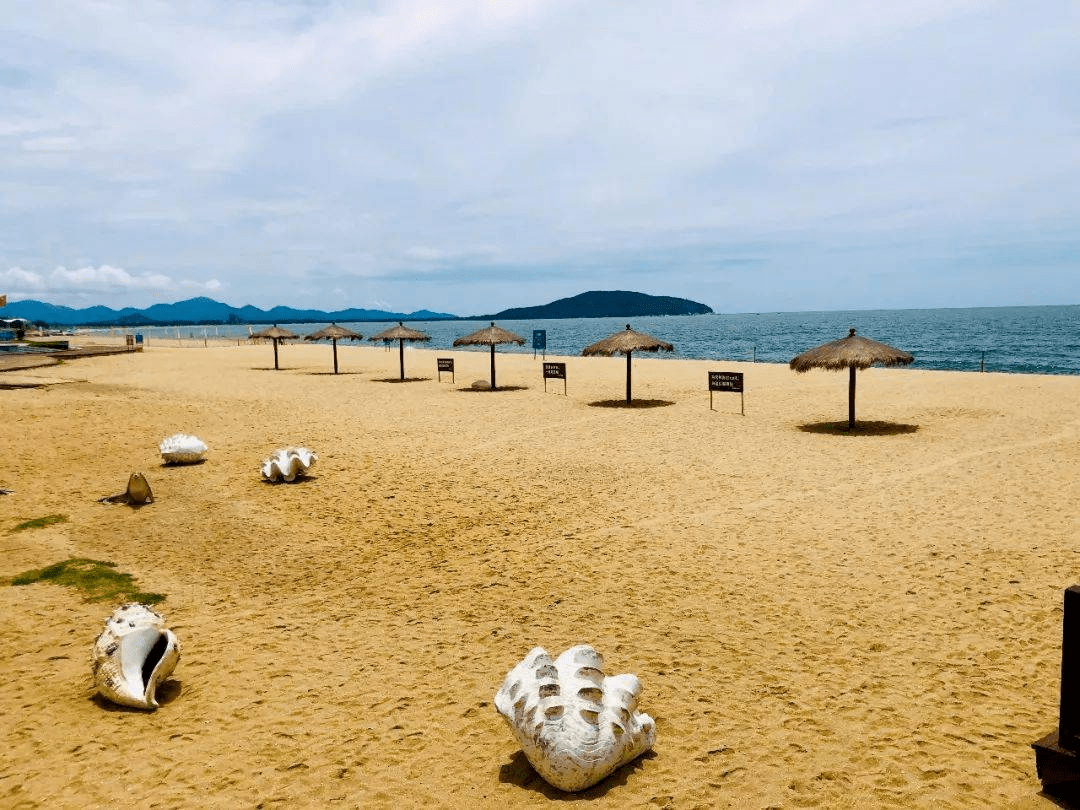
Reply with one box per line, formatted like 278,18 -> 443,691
2,290 -> 712,327
484,290 -> 712,320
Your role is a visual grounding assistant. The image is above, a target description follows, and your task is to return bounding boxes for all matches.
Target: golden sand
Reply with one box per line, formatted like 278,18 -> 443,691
1,339 -> 1078,808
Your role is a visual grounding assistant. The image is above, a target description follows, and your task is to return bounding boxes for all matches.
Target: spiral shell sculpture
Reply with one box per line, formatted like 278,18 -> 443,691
159,433 -> 208,464
495,645 -> 656,792
91,603 -> 180,710
261,447 -> 317,483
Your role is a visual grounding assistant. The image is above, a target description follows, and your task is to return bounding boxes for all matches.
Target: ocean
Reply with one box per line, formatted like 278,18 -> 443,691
125,304 -> 1079,376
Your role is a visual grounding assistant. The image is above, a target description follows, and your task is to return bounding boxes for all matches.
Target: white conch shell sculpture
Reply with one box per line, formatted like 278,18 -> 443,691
91,603 -> 180,710
159,433 -> 208,464
261,447 -> 317,482
495,645 -> 656,792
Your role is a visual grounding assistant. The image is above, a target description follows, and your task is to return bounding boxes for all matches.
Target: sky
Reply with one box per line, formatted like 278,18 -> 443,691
1,0 -> 1077,316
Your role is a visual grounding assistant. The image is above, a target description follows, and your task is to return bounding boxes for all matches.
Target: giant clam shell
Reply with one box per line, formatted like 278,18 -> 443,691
495,645 -> 656,792
261,447 -> 317,483
91,603 -> 180,710
159,433 -> 208,464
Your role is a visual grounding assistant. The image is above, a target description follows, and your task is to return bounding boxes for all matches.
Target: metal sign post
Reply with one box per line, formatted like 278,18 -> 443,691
709,371 -> 745,414
437,358 -> 455,383
533,329 -> 547,360
543,362 -> 566,395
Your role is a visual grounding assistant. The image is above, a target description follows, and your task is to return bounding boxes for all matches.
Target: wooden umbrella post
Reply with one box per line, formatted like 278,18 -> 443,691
273,339 -> 280,370
848,364 -> 856,429
399,338 -> 405,381
332,339 -> 339,374
490,344 -> 497,390
626,351 -> 633,403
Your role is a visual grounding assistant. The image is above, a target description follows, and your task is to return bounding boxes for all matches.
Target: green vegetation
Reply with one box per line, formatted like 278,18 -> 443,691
10,513 -> 68,532
9,558 -> 165,604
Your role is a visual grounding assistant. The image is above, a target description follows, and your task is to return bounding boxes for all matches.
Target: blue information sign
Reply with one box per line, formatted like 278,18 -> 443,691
532,329 -> 547,350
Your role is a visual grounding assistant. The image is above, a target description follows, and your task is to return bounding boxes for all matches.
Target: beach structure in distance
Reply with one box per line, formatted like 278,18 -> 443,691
582,324 -> 674,404
495,644 -> 656,792
250,324 -> 299,371
304,323 -> 362,375
789,328 -> 914,430
91,603 -> 180,710
453,322 -> 526,390
368,321 -> 431,381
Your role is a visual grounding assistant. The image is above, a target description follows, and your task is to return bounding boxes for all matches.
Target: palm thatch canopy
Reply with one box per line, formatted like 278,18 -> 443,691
368,322 -> 431,343
453,322 -> 526,347
789,328 -> 914,429
582,324 -> 674,403
789,328 -> 913,372
452,322 -> 525,390
250,324 -> 298,370
582,324 -> 674,356
250,325 -> 298,341
368,322 -> 431,380
304,323 -> 362,342
303,323 -> 361,374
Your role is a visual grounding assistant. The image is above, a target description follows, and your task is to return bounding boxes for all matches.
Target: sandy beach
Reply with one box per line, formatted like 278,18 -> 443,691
1,338 -> 1078,808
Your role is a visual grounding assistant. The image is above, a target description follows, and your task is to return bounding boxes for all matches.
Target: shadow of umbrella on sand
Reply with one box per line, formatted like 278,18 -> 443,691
304,323 -> 362,374
368,322 -> 430,380
251,324 -> 299,370
790,328 -> 914,430
582,324 -> 674,403
453,322 -> 525,390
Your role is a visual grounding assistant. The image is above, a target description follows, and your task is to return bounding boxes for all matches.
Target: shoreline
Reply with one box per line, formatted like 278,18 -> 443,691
1,343 -> 1078,807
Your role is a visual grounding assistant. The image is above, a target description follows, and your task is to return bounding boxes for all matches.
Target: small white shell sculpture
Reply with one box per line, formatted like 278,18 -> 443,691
495,645 -> 656,792
159,433 -> 208,464
91,603 -> 180,710
260,447 -> 317,483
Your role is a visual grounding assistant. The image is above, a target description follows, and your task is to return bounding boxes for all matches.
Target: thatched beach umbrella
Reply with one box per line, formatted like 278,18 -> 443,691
790,328 -> 914,429
304,323 -> 362,374
368,322 -> 431,380
250,324 -> 299,370
452,322 -> 525,389
582,323 -> 674,403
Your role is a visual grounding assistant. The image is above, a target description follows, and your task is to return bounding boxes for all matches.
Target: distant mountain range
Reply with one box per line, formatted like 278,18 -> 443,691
2,290 -> 712,327
2,296 -> 456,327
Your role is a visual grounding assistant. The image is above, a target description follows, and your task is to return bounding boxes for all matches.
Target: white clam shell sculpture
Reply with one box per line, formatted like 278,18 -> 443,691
91,603 -> 180,710
495,645 -> 656,792
261,447 -> 317,483
159,433 -> 208,464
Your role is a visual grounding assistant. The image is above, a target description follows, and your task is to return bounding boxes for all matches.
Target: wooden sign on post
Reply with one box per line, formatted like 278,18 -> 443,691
543,362 -> 566,395
437,358 -> 455,383
709,371 -> 744,414
1033,584 -> 1080,797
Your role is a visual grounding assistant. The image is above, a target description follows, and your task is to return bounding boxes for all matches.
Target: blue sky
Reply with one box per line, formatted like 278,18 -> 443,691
1,0 -> 1077,316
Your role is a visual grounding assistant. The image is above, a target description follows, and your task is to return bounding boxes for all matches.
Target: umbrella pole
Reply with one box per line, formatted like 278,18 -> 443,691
332,338 -> 339,374
399,338 -> 405,381
626,351 -> 632,403
273,339 -> 279,370
848,364 -> 856,429
490,344 -> 496,390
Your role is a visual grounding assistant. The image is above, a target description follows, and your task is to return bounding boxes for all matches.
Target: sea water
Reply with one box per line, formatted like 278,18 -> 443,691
128,304 -> 1079,375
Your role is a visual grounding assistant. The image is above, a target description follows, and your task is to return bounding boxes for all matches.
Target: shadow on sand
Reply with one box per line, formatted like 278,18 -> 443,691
798,420 -> 919,436
304,371 -> 367,376
89,678 -> 182,711
588,399 -> 675,409
457,385 -> 529,393
372,377 -> 431,383
497,749 -> 656,800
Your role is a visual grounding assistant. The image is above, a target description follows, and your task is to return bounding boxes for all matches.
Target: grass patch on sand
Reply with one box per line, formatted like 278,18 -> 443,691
9,558 -> 165,604
10,513 -> 68,532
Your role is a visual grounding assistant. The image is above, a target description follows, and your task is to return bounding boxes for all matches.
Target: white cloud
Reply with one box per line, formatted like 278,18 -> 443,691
50,265 -> 172,291
1,266 -> 46,290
